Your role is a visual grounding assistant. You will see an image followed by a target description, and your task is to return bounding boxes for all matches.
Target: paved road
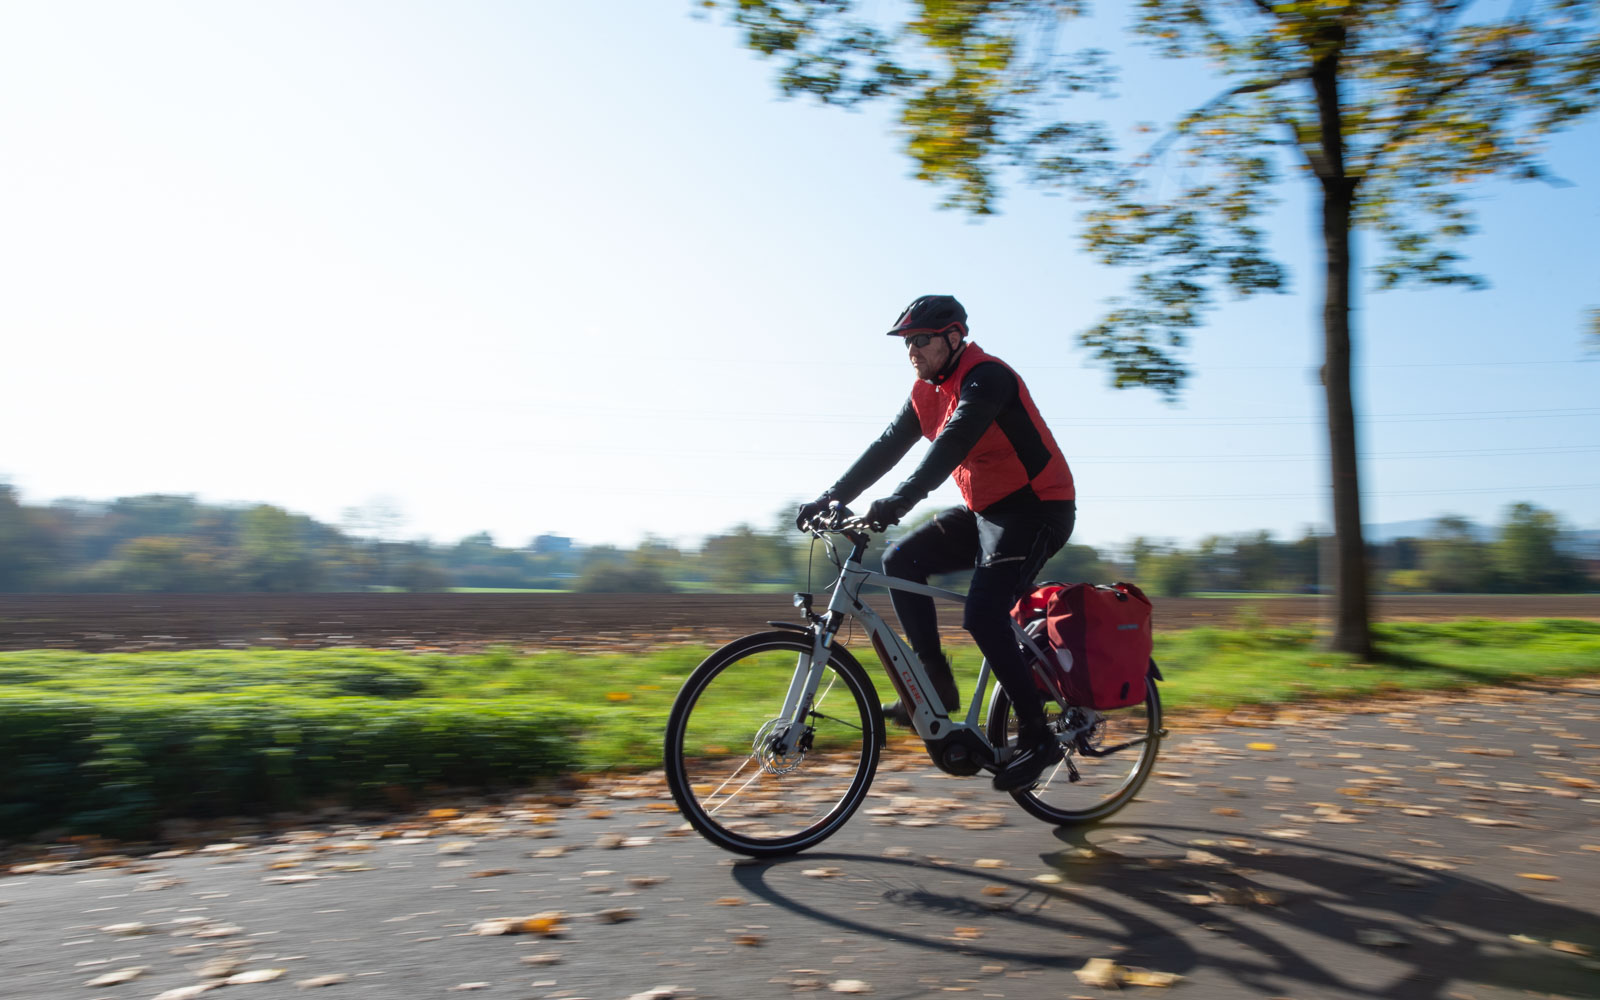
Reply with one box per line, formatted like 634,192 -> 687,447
3,682 -> 1597,1000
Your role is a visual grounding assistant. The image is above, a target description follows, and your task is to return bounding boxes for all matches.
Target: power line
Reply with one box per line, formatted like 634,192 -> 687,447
516,403 -> 1600,426
1090,483 -> 1600,502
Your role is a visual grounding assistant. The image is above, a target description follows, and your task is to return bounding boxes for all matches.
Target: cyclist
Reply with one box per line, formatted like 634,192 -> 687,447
796,295 -> 1076,792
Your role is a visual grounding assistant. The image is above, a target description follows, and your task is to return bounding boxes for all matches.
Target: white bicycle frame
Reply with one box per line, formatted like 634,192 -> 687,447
769,525 -> 1072,762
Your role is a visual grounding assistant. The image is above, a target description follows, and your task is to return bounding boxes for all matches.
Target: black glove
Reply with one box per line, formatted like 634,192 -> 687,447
795,493 -> 833,532
864,494 -> 912,530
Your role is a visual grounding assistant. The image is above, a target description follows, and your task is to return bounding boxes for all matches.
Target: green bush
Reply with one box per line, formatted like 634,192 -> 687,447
0,689 -> 586,840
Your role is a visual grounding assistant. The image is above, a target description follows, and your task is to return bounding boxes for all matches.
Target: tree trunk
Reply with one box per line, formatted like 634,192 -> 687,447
1321,180 -> 1372,657
1310,26 -> 1374,658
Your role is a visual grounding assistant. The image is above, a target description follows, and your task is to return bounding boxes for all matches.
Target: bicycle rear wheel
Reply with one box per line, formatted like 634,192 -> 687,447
987,668 -> 1162,826
664,631 -> 881,856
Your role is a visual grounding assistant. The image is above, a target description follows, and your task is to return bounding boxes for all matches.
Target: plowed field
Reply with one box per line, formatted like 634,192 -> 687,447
2,592 -> 1597,653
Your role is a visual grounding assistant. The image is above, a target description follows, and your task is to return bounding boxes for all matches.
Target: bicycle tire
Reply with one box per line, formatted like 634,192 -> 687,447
664,630 -> 882,856
987,667 -> 1163,826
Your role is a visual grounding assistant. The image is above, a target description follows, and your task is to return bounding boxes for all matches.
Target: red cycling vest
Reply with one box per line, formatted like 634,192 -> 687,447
910,343 -> 1075,511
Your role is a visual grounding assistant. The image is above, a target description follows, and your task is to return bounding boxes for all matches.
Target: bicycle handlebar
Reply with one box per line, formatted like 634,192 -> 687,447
799,502 -> 890,542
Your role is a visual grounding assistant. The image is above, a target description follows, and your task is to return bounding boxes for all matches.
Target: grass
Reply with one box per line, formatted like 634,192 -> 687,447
1153,618 -> 1600,709
2,618 -> 1597,838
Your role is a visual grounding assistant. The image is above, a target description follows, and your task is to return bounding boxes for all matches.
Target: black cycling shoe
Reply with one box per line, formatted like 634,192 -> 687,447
993,731 -> 1065,791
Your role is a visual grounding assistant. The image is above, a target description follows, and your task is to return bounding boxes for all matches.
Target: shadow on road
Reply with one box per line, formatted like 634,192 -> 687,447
728,823 -> 1598,999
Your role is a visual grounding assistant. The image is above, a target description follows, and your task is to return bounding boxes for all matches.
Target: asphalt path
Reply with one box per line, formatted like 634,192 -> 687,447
3,682 -> 1597,1000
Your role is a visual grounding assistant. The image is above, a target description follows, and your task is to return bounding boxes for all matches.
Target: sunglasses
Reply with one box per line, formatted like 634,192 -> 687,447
902,325 -> 961,349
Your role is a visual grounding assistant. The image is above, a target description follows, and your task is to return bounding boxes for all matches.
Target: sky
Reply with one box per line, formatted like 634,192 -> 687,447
2,2 -> 1597,555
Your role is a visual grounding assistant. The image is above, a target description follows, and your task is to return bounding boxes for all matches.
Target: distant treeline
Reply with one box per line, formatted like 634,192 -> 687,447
0,487 -> 1592,595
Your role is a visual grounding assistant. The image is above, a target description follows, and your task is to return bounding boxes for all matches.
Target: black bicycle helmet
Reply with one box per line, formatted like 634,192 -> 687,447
886,294 -> 968,337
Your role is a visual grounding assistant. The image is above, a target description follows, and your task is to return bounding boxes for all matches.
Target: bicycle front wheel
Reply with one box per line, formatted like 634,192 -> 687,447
987,670 -> 1162,826
664,631 -> 882,857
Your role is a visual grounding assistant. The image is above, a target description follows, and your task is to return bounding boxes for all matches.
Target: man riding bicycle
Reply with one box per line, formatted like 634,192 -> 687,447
797,295 -> 1076,792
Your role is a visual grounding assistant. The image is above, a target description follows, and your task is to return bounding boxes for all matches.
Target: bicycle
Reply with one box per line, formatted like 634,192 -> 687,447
663,506 -> 1168,857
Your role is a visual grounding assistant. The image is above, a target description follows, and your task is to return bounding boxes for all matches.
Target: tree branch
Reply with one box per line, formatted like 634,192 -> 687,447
1141,70 -> 1308,164
1358,5 -> 1528,178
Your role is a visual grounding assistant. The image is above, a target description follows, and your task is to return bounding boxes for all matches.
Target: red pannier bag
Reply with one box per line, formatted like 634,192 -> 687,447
1011,582 -> 1153,710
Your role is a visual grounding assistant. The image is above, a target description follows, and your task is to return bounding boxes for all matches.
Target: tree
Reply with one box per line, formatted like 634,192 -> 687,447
1420,514 -> 1494,592
0,484 -> 54,591
700,524 -> 796,590
1038,541 -> 1109,583
238,504 -> 321,592
1148,551 -> 1195,597
1494,501 -> 1581,592
704,1 -> 1600,656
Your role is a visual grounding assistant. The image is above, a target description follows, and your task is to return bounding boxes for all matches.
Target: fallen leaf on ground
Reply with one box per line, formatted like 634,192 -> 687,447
84,967 -> 147,986
1124,969 -> 1184,987
974,858 -> 1006,869
734,933 -> 765,946
830,980 -> 872,994
194,957 -> 245,978
714,896 -> 745,906
803,867 -> 843,878
1247,742 -> 1277,751
953,926 -> 983,940
1517,873 -> 1560,881
226,969 -> 285,985
1357,929 -> 1407,948
1074,958 -> 1123,988
518,912 -> 567,935
296,973 -> 349,988
1552,941 -> 1592,956
153,987 -> 216,1000
596,907 -> 638,923
1033,873 -> 1063,884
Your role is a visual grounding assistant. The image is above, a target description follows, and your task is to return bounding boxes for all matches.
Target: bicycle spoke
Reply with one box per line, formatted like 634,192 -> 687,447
704,754 -> 765,817
809,710 -> 863,732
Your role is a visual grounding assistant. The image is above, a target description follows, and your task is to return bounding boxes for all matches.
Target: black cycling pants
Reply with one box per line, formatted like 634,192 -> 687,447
881,495 -> 1075,730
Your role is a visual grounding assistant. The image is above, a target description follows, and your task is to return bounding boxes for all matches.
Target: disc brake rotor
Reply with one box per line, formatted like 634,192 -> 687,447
752,718 -> 811,775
